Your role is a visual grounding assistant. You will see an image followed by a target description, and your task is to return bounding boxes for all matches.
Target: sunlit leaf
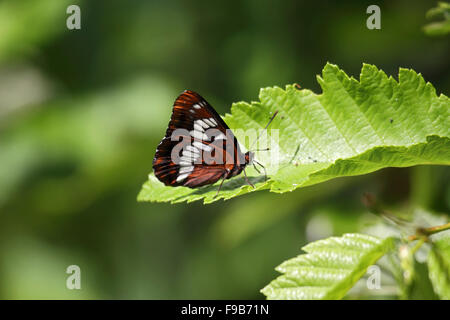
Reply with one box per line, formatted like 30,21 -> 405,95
261,233 -> 394,300
138,63 -> 450,204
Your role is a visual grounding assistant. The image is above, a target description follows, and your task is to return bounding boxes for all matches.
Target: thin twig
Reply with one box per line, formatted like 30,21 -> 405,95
407,222 -> 450,241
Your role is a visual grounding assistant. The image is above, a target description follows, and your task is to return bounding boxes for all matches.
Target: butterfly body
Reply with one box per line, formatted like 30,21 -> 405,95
152,90 -> 254,189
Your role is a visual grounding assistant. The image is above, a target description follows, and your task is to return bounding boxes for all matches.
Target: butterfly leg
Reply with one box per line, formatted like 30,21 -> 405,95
243,168 -> 255,188
253,160 -> 267,181
214,170 -> 229,198
252,163 -> 261,174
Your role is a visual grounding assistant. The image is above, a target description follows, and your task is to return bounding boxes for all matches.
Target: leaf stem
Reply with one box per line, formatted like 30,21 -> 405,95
407,222 -> 450,241
410,237 -> 426,256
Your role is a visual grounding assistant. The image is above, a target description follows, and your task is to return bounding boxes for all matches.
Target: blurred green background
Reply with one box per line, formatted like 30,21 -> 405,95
0,0 -> 448,299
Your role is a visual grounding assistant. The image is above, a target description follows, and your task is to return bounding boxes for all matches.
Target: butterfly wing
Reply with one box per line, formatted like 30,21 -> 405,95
153,90 -> 245,188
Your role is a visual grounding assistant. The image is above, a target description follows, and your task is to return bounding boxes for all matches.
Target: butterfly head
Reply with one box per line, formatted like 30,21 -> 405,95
244,151 -> 254,165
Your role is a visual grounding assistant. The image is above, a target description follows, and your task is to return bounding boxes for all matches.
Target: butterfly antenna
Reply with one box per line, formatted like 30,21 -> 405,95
249,110 -> 278,151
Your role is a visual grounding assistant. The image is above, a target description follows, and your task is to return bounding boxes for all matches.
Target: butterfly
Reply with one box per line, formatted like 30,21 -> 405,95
152,90 -> 277,195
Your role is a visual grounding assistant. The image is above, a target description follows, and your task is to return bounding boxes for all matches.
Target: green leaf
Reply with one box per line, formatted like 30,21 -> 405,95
138,63 -> 450,204
260,233 -> 394,300
423,2 -> 450,36
427,236 -> 450,299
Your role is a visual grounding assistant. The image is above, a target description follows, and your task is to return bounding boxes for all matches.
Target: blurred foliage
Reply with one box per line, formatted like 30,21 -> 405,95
423,2 -> 450,36
0,0 -> 448,299
427,236 -> 450,299
0,0 -> 72,63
